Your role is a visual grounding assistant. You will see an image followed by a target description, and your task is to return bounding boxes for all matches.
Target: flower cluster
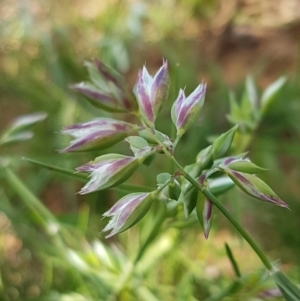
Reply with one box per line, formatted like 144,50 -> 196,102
61,58 -> 288,238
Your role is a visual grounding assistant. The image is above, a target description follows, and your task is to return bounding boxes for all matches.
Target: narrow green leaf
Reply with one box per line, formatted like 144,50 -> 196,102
23,157 -> 152,192
229,91 -> 239,111
272,270 -> 300,301
261,76 -> 287,114
23,157 -> 88,182
225,243 -> 241,278
245,75 -> 257,108
227,91 -> 241,123
0,132 -> 34,146
240,91 -> 253,117
0,112 -> 47,146
196,145 -> 213,169
226,159 -> 267,174
3,112 -> 47,136
212,125 -> 238,159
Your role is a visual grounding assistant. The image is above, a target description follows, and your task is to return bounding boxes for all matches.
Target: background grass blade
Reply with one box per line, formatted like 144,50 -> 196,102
272,270 -> 300,301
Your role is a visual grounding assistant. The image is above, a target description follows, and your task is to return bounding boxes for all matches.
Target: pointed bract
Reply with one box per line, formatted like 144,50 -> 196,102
171,83 -> 206,138
196,174 -> 213,239
77,146 -> 157,194
6,112 -> 47,135
71,59 -> 137,113
134,60 -> 169,126
261,76 -> 286,115
103,192 -> 154,238
225,170 -> 288,208
61,118 -> 137,152
212,125 -> 238,159
222,157 -> 267,174
196,145 -> 213,169
77,154 -> 146,194
196,194 -> 213,239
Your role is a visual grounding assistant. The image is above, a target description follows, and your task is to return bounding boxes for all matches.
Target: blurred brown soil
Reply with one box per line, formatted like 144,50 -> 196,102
202,22 -> 300,86
199,0 -> 300,86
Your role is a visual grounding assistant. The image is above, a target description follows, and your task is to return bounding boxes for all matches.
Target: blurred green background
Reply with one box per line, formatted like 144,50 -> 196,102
0,0 -> 300,300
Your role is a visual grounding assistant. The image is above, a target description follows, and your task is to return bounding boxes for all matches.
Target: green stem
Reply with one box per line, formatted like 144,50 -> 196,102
173,135 -> 180,149
133,203 -> 166,264
133,178 -> 172,264
108,177 -> 172,299
225,243 -> 242,278
162,149 -> 273,271
204,189 -> 272,270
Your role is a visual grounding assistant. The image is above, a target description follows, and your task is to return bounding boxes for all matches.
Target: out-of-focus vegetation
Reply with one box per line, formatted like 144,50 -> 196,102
0,0 -> 300,300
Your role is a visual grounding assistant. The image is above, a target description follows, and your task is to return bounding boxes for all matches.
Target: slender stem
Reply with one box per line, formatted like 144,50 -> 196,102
173,135 -> 180,149
161,149 -> 273,271
133,178 -> 172,264
225,243 -> 241,278
108,177 -> 173,299
133,203 -> 166,264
